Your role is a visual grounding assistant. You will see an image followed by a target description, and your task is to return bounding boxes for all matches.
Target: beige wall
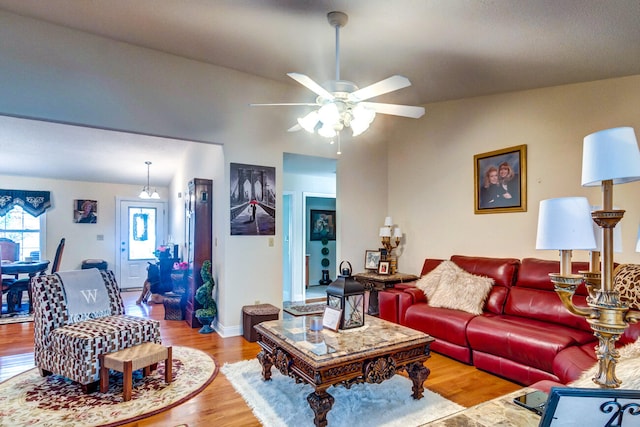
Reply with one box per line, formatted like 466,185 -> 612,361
388,75 -> 640,274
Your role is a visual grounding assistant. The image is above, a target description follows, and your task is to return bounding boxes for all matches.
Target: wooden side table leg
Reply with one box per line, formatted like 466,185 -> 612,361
123,360 -> 133,402
165,346 -> 172,384
99,354 -> 109,393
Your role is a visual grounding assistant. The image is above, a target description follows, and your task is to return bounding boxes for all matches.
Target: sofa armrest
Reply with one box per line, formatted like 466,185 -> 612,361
403,286 -> 426,303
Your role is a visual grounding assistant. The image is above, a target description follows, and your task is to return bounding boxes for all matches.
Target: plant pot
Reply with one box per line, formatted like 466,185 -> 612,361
196,315 -> 215,334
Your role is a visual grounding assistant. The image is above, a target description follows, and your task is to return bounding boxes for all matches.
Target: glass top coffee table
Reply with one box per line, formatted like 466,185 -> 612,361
254,314 -> 435,427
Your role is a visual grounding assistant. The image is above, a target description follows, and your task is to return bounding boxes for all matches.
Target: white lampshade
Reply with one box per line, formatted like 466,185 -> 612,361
536,197 -> 597,250
581,127 -> 640,186
379,227 -> 391,237
384,216 -> 393,226
393,227 -> 402,238
139,189 -> 150,199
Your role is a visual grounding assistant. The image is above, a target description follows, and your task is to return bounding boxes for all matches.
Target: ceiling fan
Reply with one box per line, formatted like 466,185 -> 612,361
251,11 -> 425,141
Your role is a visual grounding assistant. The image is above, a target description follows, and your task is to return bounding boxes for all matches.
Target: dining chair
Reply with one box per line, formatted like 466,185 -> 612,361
0,238 -> 20,262
1,263 -> 18,313
51,238 -> 65,273
6,238 -> 65,314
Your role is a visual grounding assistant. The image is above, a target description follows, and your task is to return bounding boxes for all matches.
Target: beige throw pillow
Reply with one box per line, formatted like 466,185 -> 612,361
428,264 -> 494,315
414,260 -> 459,300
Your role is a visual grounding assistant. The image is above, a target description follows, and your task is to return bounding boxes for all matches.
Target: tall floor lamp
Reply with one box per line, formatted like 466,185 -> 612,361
537,127 -> 640,388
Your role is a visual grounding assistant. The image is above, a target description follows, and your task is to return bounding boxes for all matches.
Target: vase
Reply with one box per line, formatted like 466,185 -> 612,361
319,269 -> 332,286
196,315 -> 215,334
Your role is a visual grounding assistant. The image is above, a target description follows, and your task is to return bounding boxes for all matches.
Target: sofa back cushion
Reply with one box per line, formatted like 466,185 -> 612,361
420,258 -> 446,276
517,258 -> 590,295
506,258 -> 592,330
505,287 -> 592,331
450,255 -> 520,314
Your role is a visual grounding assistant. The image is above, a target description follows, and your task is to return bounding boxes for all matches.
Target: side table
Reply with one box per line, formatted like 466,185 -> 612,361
99,342 -> 172,401
354,271 -> 419,316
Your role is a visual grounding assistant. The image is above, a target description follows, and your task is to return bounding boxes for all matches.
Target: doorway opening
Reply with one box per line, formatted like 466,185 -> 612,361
282,153 -> 336,303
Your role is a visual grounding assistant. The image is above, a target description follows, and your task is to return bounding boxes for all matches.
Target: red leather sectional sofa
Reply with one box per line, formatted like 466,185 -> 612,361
378,255 -> 640,386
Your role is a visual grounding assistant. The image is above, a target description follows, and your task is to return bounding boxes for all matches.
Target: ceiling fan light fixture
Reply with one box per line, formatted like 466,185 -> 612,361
352,104 -> 375,123
350,119 -> 370,137
318,123 -> 337,138
318,102 -> 340,126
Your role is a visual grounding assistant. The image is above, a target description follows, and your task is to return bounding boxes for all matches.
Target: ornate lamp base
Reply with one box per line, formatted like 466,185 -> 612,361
551,273 -> 631,388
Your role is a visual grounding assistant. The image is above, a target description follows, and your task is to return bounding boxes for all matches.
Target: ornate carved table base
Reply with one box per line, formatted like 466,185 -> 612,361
255,315 -> 434,427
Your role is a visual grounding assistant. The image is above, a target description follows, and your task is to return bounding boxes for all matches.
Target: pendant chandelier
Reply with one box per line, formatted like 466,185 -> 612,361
139,161 -> 160,199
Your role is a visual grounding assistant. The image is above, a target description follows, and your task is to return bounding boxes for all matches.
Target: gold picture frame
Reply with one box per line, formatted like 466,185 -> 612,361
474,145 -> 527,214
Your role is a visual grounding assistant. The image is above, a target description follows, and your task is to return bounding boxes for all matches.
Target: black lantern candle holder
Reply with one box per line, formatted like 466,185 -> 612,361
326,261 -> 366,329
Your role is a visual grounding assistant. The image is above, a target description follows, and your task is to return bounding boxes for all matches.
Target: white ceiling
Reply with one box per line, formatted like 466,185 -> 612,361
1,0 -> 640,184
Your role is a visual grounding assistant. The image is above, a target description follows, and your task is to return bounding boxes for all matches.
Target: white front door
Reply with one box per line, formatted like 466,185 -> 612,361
116,199 -> 167,289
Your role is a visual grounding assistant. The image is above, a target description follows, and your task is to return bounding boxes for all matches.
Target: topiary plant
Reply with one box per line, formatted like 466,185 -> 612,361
195,260 -> 217,319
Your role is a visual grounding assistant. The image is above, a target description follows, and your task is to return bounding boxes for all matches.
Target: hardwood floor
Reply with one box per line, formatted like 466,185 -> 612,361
0,292 -> 522,426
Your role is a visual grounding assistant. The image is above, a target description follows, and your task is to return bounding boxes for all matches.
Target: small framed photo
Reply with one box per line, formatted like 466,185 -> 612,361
74,199 -> 97,223
378,261 -> 390,275
322,306 -> 342,331
364,250 -> 381,270
474,144 -> 527,214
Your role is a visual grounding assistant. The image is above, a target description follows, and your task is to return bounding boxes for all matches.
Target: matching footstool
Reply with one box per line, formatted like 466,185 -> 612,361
99,342 -> 172,401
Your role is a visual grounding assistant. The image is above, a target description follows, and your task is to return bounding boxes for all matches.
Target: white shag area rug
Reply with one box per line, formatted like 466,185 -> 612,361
221,358 -> 464,427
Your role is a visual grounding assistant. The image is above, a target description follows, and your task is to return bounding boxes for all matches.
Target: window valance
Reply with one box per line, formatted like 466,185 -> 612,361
0,189 -> 52,217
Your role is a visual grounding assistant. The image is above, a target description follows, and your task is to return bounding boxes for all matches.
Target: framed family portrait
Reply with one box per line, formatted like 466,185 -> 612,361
310,210 -> 336,241
364,250 -> 381,270
474,144 -> 527,214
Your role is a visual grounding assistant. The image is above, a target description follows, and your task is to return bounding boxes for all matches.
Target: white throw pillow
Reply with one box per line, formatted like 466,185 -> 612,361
570,340 -> 640,389
414,260 -> 460,300
427,265 -> 494,315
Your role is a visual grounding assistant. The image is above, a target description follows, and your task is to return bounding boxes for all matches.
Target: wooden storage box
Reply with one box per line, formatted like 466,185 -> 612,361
242,304 -> 280,342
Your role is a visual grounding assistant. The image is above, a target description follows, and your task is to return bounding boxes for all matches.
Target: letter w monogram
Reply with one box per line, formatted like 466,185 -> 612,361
80,289 -> 98,303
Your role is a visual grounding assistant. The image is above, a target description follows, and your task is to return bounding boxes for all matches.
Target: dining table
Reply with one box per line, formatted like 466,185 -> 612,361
1,260 -> 50,313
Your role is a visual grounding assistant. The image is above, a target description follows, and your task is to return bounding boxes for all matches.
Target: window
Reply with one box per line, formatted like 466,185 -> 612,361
128,206 -> 157,260
0,205 -> 43,260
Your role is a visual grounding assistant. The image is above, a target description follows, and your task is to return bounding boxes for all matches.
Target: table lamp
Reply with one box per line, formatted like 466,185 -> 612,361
548,127 -> 640,388
379,217 -> 402,274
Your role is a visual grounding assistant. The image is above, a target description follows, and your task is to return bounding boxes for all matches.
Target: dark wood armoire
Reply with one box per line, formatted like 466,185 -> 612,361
184,178 -> 213,328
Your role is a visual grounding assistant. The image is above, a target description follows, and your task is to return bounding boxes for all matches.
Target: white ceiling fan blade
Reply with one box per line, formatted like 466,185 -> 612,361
249,102 -> 318,107
360,102 -> 425,118
348,75 -> 412,102
287,73 -> 335,101
287,124 -> 302,132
